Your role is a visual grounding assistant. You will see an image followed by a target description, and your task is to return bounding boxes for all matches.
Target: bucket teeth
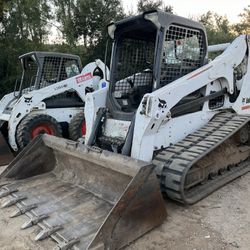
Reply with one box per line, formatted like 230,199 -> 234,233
10,204 -> 37,218
35,225 -> 63,241
0,188 -> 18,198
0,182 -> 10,188
58,238 -> 80,250
21,214 -> 49,229
1,195 -> 26,208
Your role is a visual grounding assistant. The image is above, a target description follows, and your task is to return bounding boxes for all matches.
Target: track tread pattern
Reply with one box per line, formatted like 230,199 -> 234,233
153,112 -> 250,204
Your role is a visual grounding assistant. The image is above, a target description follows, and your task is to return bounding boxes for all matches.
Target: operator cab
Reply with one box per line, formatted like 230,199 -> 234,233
17,51 -> 81,96
89,11 -> 208,153
107,10 -> 207,116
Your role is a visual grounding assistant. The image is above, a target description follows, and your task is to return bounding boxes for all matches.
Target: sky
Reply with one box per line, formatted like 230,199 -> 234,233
122,0 -> 249,23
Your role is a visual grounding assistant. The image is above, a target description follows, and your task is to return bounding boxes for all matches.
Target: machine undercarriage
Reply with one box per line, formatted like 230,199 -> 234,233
155,112 -> 250,204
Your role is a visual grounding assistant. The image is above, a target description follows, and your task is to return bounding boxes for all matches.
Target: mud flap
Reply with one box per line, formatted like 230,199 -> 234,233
0,135 -> 167,250
0,133 -> 14,167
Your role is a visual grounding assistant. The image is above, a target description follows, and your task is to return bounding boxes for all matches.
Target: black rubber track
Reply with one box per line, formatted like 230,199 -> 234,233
16,114 -> 62,149
153,112 -> 250,204
69,112 -> 86,141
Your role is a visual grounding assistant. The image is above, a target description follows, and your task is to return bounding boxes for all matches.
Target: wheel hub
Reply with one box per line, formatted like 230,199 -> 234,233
31,124 -> 55,139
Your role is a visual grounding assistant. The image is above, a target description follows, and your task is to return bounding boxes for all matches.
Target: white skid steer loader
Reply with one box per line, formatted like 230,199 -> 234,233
1,10 -> 250,249
0,51 -> 109,166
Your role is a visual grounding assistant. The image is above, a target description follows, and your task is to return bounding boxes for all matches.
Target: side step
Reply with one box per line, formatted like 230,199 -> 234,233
0,135 -> 166,249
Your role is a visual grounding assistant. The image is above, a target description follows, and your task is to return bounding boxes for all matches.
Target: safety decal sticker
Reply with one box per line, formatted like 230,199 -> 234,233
241,105 -> 250,110
241,97 -> 250,110
76,72 -> 92,84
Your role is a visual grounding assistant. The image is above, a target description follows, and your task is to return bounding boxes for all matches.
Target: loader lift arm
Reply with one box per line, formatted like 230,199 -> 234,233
133,35 -> 248,161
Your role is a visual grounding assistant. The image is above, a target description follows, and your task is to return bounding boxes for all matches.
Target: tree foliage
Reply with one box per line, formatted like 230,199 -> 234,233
137,0 -> 173,13
0,0 -> 51,95
234,5 -> 250,34
3,0 -> 51,43
137,0 -> 162,12
0,1 -> 249,96
53,0 -> 124,64
0,0 -> 11,24
199,11 -> 234,45
52,0 -> 79,46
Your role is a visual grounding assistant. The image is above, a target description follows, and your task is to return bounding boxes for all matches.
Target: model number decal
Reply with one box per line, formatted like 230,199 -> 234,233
76,72 -> 92,84
54,84 -> 67,91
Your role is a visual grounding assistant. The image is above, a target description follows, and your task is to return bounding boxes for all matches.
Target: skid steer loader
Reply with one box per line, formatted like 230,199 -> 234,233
0,51 -> 108,166
1,10 -> 250,249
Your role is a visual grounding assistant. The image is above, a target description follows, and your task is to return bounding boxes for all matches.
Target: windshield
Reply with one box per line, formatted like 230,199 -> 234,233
21,55 -> 38,91
40,57 -> 80,88
164,35 -> 201,64
111,30 -> 157,112
61,59 -> 80,80
160,25 -> 205,86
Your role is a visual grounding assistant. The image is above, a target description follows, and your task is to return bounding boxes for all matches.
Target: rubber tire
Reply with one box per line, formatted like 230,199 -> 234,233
69,112 -> 86,141
16,114 -> 62,149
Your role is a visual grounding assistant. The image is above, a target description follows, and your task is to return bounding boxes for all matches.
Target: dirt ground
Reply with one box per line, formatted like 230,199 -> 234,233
0,172 -> 250,250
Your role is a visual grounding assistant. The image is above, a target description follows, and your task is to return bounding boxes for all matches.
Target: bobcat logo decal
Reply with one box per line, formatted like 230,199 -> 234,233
158,98 -> 167,109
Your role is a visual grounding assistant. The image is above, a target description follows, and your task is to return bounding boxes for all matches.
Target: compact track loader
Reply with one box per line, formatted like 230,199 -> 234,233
1,10 -> 250,249
0,52 -> 108,166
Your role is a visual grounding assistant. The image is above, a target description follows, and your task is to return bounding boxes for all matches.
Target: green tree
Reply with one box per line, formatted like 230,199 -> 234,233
0,0 -> 52,95
164,5 -> 173,14
3,0 -> 52,43
234,5 -> 250,34
137,0 -> 163,12
54,0 -> 124,64
137,0 -> 173,13
199,11 -> 235,45
79,0 -> 124,64
53,0 -> 78,46
0,0 -> 9,23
